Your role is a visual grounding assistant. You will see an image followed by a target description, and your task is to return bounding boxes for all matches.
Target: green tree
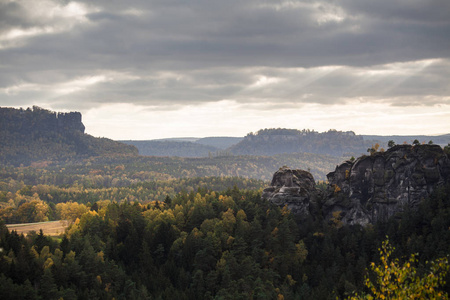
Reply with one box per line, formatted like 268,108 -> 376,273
367,143 -> 380,155
444,143 -> 450,155
40,268 -> 60,299
350,238 -> 449,299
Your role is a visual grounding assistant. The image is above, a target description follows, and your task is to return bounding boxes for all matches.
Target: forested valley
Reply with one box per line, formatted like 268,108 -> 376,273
1,181 -> 450,299
1,107 -> 449,299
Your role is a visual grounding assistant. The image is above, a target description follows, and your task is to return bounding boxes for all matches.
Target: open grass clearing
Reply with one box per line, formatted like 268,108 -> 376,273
6,220 -> 70,236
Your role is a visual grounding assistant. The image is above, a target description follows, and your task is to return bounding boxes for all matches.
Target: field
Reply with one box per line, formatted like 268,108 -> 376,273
6,220 -> 70,236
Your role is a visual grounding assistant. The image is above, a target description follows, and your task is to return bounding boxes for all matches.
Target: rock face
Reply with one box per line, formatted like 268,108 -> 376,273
263,144 -> 450,225
326,144 -> 450,225
262,167 -> 318,216
0,106 -> 138,166
0,106 -> 85,134
56,111 -> 85,133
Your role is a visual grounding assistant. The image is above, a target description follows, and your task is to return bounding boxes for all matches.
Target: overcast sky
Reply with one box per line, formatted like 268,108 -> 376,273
1,0 -> 449,139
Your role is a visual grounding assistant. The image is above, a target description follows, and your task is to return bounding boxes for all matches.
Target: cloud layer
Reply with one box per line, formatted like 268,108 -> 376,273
1,0 -> 449,138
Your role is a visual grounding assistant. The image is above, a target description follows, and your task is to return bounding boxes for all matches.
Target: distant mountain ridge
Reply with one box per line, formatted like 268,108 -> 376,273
228,128 -> 370,157
123,128 -> 449,158
196,137 -> 244,149
0,106 -> 138,166
121,140 -> 220,158
362,134 -> 450,147
229,128 -> 450,157
121,137 -> 243,157
5,105 -> 447,165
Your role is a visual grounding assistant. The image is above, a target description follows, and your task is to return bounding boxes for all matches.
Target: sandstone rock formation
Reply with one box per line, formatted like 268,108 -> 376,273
0,106 -> 138,166
262,144 -> 450,226
0,106 -> 85,134
262,166 -> 318,216
56,111 -> 85,133
325,144 -> 450,225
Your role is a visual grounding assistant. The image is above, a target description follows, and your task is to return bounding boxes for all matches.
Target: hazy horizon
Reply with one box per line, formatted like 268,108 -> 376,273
116,131 -> 450,142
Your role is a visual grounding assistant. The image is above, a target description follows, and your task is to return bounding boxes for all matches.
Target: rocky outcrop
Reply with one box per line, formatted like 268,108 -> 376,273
262,167 -> 318,216
0,106 -> 138,166
56,111 -> 85,133
0,106 -> 85,134
262,144 -> 450,225
325,144 -> 450,225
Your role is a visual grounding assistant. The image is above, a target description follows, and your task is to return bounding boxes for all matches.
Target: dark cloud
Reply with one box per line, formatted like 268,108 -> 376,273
0,0 -> 449,113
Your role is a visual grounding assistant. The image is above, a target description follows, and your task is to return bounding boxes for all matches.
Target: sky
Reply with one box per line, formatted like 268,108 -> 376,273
0,0 -> 449,140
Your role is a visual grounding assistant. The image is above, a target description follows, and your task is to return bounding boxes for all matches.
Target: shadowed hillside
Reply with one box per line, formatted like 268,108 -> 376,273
0,106 -> 138,166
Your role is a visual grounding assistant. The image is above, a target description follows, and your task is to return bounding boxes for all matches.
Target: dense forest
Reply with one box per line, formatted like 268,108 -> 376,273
1,106 -> 449,299
1,183 -> 449,299
122,129 -> 449,159
0,149 -> 341,188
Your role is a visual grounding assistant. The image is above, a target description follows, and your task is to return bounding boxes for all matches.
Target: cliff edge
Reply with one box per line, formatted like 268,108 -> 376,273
263,144 -> 450,225
0,106 -> 138,165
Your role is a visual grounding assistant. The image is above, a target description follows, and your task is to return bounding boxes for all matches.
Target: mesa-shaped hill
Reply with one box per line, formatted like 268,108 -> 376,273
0,106 -> 138,166
228,128 -> 450,157
229,128 -> 371,157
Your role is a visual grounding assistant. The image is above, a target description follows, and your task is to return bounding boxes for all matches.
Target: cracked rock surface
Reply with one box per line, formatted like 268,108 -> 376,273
263,145 -> 450,225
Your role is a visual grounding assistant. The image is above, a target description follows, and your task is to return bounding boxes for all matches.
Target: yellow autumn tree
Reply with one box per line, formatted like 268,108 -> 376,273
221,208 -> 236,234
16,199 -> 49,222
350,238 -> 449,299
55,202 -> 88,222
